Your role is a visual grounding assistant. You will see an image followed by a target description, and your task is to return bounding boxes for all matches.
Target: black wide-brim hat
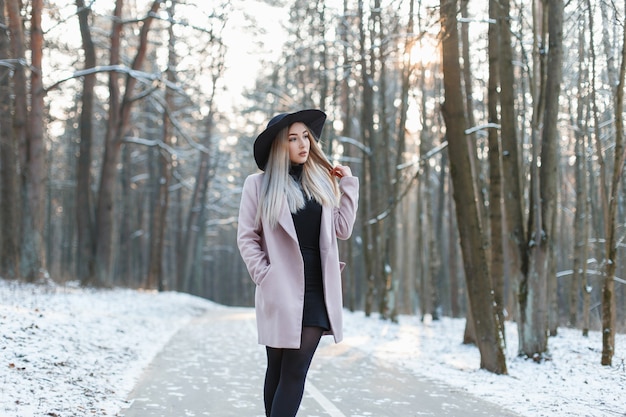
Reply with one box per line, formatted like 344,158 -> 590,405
254,109 -> 327,171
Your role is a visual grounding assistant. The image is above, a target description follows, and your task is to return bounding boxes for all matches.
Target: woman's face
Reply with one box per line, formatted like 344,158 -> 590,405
287,122 -> 310,165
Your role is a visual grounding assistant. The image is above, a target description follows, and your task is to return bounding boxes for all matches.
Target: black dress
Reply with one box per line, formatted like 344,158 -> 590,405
290,165 -> 331,331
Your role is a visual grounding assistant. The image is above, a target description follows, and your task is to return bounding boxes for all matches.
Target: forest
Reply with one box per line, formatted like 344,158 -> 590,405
0,0 -> 625,373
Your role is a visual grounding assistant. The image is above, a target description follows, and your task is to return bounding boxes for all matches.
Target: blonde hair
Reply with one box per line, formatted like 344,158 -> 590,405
256,125 -> 340,228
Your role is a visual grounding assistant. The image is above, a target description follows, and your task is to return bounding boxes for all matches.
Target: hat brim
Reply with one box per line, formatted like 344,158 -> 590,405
254,109 -> 326,171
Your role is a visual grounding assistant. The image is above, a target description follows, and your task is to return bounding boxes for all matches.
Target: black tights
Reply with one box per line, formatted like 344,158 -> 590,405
264,326 -> 324,417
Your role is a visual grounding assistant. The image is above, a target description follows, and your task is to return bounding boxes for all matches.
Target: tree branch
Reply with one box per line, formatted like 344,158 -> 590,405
44,65 -> 183,94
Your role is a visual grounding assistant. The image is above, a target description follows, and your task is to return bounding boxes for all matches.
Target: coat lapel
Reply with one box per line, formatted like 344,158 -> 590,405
276,194 -> 333,249
277,197 -> 299,243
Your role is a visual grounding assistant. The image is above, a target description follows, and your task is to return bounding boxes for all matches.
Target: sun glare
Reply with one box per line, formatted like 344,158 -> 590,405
407,38 -> 440,67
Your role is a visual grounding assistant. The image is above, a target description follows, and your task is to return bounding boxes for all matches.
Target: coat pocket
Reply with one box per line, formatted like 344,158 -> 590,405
255,263 -> 272,286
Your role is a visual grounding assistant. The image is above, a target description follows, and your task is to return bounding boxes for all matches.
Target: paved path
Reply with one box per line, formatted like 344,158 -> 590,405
119,308 -> 521,417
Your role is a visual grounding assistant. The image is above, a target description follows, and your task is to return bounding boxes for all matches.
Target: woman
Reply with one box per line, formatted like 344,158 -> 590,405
237,109 -> 358,417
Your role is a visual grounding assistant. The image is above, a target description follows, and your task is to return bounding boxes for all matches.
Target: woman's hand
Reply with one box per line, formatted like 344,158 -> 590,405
330,165 -> 352,178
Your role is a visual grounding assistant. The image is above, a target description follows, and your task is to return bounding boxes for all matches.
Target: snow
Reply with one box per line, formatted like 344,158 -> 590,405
1,278 -> 624,417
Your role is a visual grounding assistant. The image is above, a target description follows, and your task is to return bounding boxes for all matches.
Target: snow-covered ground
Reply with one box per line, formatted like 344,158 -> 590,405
1,278 -> 624,417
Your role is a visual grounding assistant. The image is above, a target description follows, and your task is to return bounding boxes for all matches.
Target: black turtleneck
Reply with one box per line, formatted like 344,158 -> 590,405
289,163 -> 304,181
289,164 -> 322,253
289,164 -> 330,329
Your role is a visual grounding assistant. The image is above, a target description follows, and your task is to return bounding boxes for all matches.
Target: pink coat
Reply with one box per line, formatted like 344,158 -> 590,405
237,173 -> 359,348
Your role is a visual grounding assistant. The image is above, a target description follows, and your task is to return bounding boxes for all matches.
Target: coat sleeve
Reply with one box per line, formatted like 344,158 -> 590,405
237,175 -> 270,285
333,176 -> 359,240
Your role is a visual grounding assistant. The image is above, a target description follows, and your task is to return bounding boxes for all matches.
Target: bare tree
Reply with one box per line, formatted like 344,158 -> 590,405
146,0 -> 177,291
487,0 -> 506,339
374,0 -> 396,321
0,0 -> 21,279
94,0 -> 162,285
5,0 -> 27,280
537,0 -> 564,343
600,0 -> 626,367
569,18 -> 589,331
440,0 -> 507,374
583,0 -> 624,367
25,0 -> 46,281
176,11 -> 228,294
498,0 -> 526,332
4,0 -> 47,281
357,0 -> 378,317
338,0 -> 359,311
419,116 -> 439,321
75,0 -> 96,285
179,121 -> 213,292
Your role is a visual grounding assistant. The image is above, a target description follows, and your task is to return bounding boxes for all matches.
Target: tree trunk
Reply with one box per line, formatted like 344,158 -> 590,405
584,0 -> 605,338
434,153 -> 447,316
523,1 -> 548,357
425,164 -> 439,320
448,172 -> 462,318
440,0 -> 507,374
6,0 -> 30,280
417,176 -> 427,320
118,146 -> 133,285
339,0 -> 358,311
541,0 -> 564,341
147,0 -> 176,291
571,52 -> 587,327
358,0 -> 377,317
601,0 -> 626,366
498,0 -> 526,330
519,0 -> 563,358
180,121 -> 213,292
460,0 -> 486,224
582,112 -> 594,337
0,0 -> 21,279
94,0 -> 123,286
488,0 -> 506,337
75,0 -> 96,285
374,0 -> 395,321
393,0 -> 414,317
20,0 -> 47,281
416,62 -> 429,320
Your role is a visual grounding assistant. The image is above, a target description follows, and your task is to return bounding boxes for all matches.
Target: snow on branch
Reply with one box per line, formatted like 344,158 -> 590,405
465,123 -> 501,135
396,140 -> 448,170
0,58 -> 27,69
556,269 -> 626,285
45,65 -> 183,95
124,136 -> 177,156
458,17 -> 497,24
336,136 -> 372,155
